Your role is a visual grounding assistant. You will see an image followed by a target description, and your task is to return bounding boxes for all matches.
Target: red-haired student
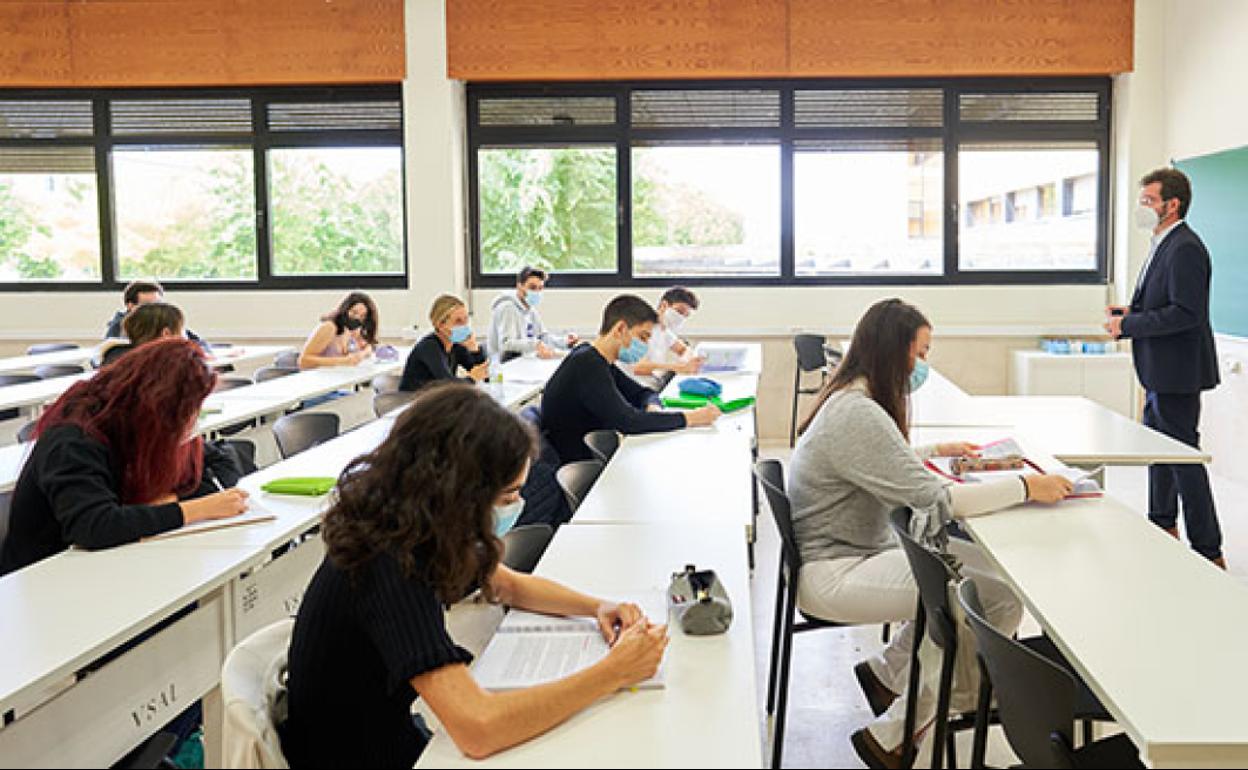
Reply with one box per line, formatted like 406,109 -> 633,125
0,338 -> 249,577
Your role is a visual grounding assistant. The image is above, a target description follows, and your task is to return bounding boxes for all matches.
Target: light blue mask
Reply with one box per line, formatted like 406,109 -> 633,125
618,336 -> 648,364
524,290 -> 542,308
909,358 -> 930,393
493,497 -> 525,538
449,325 -> 472,345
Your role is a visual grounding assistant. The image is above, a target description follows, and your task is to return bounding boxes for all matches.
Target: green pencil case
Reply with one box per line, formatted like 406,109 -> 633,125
661,395 -> 756,413
261,476 -> 337,496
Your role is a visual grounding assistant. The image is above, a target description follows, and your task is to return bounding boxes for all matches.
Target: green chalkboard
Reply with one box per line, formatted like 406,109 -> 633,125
1176,146 -> 1248,339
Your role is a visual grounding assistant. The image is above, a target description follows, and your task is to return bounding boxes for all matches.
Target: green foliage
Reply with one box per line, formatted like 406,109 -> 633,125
0,181 -> 66,279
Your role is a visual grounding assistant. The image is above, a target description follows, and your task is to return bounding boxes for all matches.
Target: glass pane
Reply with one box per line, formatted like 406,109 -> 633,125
478,146 -> 617,274
632,145 -> 779,277
270,147 -> 404,275
795,149 -> 942,276
0,163 -> 100,282
113,148 -> 257,280
959,144 -> 1099,271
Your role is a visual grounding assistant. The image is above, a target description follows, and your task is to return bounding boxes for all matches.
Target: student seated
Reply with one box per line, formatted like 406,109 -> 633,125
96,302 -> 186,367
626,286 -> 705,389
281,383 -> 667,767
400,294 -> 489,392
298,291 -> 379,369
0,338 -> 250,577
487,266 -> 576,362
786,298 -> 1072,768
540,294 -> 720,464
104,279 -> 204,345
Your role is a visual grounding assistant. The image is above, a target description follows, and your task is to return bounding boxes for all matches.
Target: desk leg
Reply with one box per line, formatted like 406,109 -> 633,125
202,685 -> 224,768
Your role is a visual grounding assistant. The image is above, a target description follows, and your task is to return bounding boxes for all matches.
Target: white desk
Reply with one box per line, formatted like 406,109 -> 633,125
497,354 -> 563,384
964,495 -> 1248,767
416,524 -> 762,769
0,374 -> 90,414
0,348 -> 94,376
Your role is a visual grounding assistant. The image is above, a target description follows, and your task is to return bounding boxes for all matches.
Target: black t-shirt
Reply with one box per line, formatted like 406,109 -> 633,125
540,344 -> 685,463
281,550 -> 473,768
398,332 -> 487,392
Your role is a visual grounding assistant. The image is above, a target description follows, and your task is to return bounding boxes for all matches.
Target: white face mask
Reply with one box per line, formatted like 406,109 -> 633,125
1133,203 -> 1161,231
663,307 -> 686,332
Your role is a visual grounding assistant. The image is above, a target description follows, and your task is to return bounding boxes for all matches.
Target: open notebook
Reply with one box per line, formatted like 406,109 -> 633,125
694,344 -> 749,373
924,437 -> 1103,499
142,505 -> 276,541
473,596 -> 668,691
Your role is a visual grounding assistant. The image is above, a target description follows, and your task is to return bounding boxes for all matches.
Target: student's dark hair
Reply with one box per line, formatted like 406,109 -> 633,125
598,294 -> 659,335
660,286 -> 699,310
322,382 -> 537,603
322,291 -> 379,346
122,302 -> 184,346
517,265 -> 548,285
798,298 -> 931,441
123,280 -> 164,307
1140,167 -> 1192,219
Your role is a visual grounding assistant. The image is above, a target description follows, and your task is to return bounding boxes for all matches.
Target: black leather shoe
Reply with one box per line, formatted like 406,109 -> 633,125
851,728 -> 904,770
854,661 -> 898,717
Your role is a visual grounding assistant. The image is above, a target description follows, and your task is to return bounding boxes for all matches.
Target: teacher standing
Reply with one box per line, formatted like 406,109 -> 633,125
1105,167 -> 1224,568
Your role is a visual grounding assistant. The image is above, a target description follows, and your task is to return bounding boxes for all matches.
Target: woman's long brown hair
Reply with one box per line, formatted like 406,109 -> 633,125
322,381 -> 536,603
797,298 -> 931,441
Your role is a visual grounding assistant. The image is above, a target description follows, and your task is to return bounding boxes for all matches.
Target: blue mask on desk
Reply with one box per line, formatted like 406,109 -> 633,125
618,336 -> 648,364
450,325 -> 472,344
909,358 -> 930,393
493,497 -> 525,538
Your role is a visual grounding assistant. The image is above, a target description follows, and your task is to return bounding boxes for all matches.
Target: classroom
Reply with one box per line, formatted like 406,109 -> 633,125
1,1 -> 1246,768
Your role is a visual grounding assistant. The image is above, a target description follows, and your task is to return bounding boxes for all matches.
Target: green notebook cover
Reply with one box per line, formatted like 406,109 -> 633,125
260,476 -> 337,496
661,395 -> 756,413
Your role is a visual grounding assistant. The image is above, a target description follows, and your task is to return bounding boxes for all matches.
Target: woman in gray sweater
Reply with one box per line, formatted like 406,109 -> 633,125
788,298 -> 1071,769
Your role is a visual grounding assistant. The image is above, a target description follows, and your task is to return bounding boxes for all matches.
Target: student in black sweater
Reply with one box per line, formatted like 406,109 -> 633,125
540,294 -> 720,464
399,294 -> 489,392
282,383 -> 667,767
0,338 -> 249,577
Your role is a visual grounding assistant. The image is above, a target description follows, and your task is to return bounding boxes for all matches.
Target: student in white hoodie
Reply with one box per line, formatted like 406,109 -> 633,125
626,286 -> 705,388
487,266 -> 576,362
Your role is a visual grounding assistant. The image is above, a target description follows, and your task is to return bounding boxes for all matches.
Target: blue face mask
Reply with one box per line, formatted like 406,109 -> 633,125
524,289 -> 542,308
493,497 -> 525,538
618,335 -> 649,364
449,324 -> 472,345
909,358 -> 930,393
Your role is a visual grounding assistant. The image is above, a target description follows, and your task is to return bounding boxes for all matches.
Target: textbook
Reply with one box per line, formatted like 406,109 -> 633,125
924,437 -> 1102,499
473,599 -> 667,691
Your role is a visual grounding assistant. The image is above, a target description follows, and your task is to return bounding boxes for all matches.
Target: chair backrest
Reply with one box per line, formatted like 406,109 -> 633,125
0,374 -> 39,388
273,351 -> 300,369
254,366 -> 298,383
214,376 -> 255,393
889,507 -> 958,649
221,618 -> 293,769
753,459 -> 805,576
221,439 -> 259,475
371,373 -> 402,394
17,420 -> 37,443
793,333 -> 829,373
555,460 -> 604,513
583,430 -> 620,464
272,413 -> 340,459
373,391 -> 416,418
0,491 -> 12,557
957,580 -> 1077,769
501,523 -> 554,574
518,404 -> 542,428
26,343 -> 78,355
34,364 -> 84,379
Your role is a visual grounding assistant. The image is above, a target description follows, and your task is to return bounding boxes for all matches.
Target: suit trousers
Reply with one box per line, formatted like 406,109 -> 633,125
1143,391 -> 1223,560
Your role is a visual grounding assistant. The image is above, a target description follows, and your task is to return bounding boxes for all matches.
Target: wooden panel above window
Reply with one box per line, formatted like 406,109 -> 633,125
0,0 -> 404,87
447,0 -> 1133,81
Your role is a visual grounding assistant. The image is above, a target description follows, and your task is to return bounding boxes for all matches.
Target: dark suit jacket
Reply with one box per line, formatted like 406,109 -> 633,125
1120,222 -> 1220,394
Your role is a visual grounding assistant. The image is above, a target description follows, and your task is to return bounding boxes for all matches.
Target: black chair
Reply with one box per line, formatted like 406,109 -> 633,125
274,350 -> 300,369
34,364 -> 83,379
17,420 -> 37,443
272,412 -> 340,459
0,373 -> 40,421
253,365 -> 298,383
373,390 -> 416,418
790,333 -> 831,447
501,523 -> 555,574
220,438 -> 259,475
754,459 -> 889,769
26,343 -> 78,355
958,580 -> 1142,770
555,460 -> 604,513
213,376 -> 253,393
583,430 -> 620,464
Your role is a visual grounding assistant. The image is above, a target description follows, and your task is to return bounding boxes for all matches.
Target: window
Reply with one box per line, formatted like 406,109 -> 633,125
0,86 -> 405,291
468,80 -> 1109,287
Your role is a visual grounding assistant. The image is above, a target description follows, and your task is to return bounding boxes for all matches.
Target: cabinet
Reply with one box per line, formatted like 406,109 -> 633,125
1010,351 -> 1137,417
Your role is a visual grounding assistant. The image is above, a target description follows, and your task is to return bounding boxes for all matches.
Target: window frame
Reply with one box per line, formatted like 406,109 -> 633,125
467,77 -> 1111,289
0,84 -> 408,293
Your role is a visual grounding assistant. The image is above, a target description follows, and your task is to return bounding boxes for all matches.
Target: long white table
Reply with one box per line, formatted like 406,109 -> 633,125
416,523 -> 763,769
0,343 -> 293,378
964,494 -> 1248,767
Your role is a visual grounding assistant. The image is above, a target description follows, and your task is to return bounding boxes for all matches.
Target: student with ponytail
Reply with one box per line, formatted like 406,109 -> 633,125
399,294 -> 489,392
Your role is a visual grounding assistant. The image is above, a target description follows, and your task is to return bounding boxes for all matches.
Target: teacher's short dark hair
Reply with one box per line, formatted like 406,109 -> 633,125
1140,167 -> 1192,219
599,294 -> 658,334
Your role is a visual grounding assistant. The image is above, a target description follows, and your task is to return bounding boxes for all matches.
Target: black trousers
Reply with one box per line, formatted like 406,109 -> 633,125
1143,391 -> 1223,560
